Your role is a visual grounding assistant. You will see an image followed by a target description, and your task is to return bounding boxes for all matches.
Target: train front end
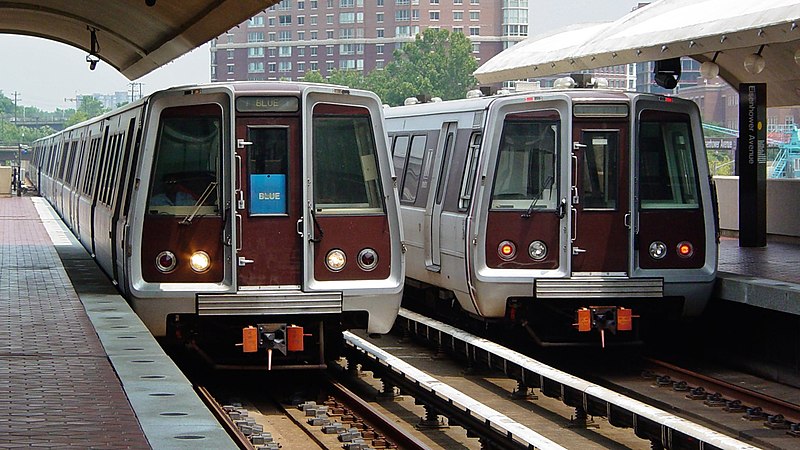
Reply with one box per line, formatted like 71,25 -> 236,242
471,87 -> 717,346
128,83 -> 404,368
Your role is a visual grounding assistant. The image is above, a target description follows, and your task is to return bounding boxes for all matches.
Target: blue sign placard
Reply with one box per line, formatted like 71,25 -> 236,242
250,174 -> 286,215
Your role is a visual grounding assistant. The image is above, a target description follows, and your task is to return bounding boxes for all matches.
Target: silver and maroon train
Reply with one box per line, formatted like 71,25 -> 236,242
30,82 -> 404,368
385,77 -> 718,346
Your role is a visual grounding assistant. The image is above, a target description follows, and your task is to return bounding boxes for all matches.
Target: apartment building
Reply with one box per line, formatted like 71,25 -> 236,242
210,0 -> 528,82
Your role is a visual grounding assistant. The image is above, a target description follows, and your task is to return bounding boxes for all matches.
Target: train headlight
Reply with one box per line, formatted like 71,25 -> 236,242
325,249 -> 346,272
676,241 -> 694,258
189,251 -> 211,273
498,240 -> 517,261
528,240 -> 547,260
156,251 -> 177,273
648,241 -> 667,260
357,248 -> 378,271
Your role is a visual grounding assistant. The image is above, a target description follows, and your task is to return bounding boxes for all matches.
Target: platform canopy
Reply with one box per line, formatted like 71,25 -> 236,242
0,0 -> 280,80
474,0 -> 800,107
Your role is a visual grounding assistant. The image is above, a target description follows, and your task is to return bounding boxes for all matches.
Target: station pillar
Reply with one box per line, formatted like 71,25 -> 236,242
736,83 -> 767,247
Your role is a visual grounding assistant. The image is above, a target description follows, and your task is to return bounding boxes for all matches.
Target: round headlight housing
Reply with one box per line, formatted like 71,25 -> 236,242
189,251 -> 211,273
649,241 -> 667,260
528,240 -> 547,261
498,240 -> 516,261
325,249 -> 346,272
676,241 -> 694,258
156,250 -> 177,273
357,248 -> 378,271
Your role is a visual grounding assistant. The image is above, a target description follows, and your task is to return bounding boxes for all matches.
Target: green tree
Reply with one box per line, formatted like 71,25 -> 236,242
379,28 -> 478,105
301,70 -> 325,84
65,95 -> 108,127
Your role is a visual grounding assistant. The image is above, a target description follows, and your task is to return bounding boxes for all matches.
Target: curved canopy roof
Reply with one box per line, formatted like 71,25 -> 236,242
0,0 -> 279,80
474,0 -> 800,107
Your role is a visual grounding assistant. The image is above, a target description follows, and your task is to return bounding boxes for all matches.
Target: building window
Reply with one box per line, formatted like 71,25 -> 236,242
269,62 -> 276,72
377,28 -> 384,38
430,11 -> 439,20
298,47 -> 306,56
376,60 -> 384,69
298,16 -> 305,25
248,47 -> 264,58
327,14 -> 334,24
279,15 -> 292,26
453,11 -> 463,21
471,42 -> 480,53
311,47 -> 318,56
278,0 -> 292,9
376,44 -> 384,54
249,16 -> 264,27
412,9 -> 419,21
453,26 -> 463,33
469,27 -> 479,36
247,32 -> 265,42
268,47 -> 276,57
469,11 -> 479,20
298,31 -> 305,40
279,31 -> 292,41
279,46 -> 292,57
310,61 -> 318,71
227,65 -> 235,74
227,49 -> 235,59
298,62 -> 306,72
340,0 -> 354,6
326,30 -> 334,39
248,62 -> 265,73
298,1 -> 305,9
396,10 -> 410,21
268,32 -> 276,41
311,0 -> 318,8
430,0 -> 439,4
326,45 -> 334,56
326,61 -> 335,71
340,12 -> 355,23
279,61 -> 292,72
340,28 -> 354,39
311,15 -> 318,25
311,31 -> 318,40
377,12 -> 384,22
268,17 -> 275,26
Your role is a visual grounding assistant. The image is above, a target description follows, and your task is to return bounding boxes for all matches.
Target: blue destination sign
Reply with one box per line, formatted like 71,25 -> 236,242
250,174 -> 287,215
236,96 -> 299,113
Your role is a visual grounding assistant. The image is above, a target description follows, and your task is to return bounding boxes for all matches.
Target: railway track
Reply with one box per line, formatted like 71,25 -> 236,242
183,307 -> 799,449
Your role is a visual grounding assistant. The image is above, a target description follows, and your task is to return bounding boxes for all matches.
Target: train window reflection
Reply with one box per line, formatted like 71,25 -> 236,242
147,104 -> 221,215
313,105 -> 384,214
491,112 -> 559,211
639,112 -> 700,209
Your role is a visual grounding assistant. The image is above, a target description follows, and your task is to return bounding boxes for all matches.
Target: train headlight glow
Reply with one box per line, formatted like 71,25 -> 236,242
325,249 -> 346,272
189,251 -> 211,273
357,248 -> 378,271
649,241 -> 667,260
676,241 -> 694,258
498,240 -> 517,260
528,241 -> 547,260
155,251 -> 177,273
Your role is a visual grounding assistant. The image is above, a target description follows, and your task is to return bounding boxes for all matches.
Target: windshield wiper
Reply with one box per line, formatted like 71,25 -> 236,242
180,181 -> 218,225
521,175 -> 553,219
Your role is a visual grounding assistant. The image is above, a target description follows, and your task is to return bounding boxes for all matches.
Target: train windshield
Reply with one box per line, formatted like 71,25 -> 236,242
638,111 -> 700,209
491,111 -> 559,211
312,104 -> 384,214
147,104 -> 221,215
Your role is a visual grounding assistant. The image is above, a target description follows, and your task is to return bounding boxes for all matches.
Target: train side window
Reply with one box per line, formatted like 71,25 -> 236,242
147,104 -> 222,215
401,134 -> 426,203
312,104 -> 384,214
458,132 -> 482,210
491,112 -> 559,211
392,135 -> 409,192
639,112 -> 700,209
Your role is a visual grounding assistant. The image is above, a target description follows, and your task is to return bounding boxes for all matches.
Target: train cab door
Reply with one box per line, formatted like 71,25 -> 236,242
424,122 -> 457,272
235,117 -> 303,287
570,120 -> 630,274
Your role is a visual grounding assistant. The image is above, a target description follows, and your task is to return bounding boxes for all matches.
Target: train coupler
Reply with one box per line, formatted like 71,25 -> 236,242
573,306 -> 637,348
239,324 -> 311,370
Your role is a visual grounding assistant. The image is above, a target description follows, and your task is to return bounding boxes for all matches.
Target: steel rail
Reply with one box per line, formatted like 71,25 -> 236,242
394,308 -> 761,450
343,331 -> 567,450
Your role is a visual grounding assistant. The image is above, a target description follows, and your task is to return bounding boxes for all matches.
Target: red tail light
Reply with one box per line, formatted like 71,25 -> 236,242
498,240 -> 516,260
677,241 -> 694,258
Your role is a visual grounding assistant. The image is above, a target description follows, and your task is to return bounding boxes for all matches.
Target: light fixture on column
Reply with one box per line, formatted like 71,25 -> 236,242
743,45 -> 766,74
700,51 -> 720,79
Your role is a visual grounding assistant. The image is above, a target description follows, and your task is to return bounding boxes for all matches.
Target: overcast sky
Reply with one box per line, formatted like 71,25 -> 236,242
0,1 -> 641,112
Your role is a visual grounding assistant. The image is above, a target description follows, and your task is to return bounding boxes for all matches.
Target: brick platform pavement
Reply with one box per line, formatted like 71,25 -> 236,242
0,196 -> 151,449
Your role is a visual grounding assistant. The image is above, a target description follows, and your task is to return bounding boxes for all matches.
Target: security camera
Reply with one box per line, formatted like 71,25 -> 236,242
86,54 -> 99,71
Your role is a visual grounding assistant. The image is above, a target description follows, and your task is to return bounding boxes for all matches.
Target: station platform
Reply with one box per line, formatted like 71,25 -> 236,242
717,236 -> 800,316
0,196 -> 236,449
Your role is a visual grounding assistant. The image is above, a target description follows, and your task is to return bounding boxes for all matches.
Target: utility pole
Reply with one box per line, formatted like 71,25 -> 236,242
129,82 -> 144,103
13,91 -> 22,196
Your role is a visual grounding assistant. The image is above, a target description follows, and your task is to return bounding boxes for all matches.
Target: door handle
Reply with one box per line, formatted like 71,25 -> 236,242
296,218 -> 304,237
238,256 -> 254,266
